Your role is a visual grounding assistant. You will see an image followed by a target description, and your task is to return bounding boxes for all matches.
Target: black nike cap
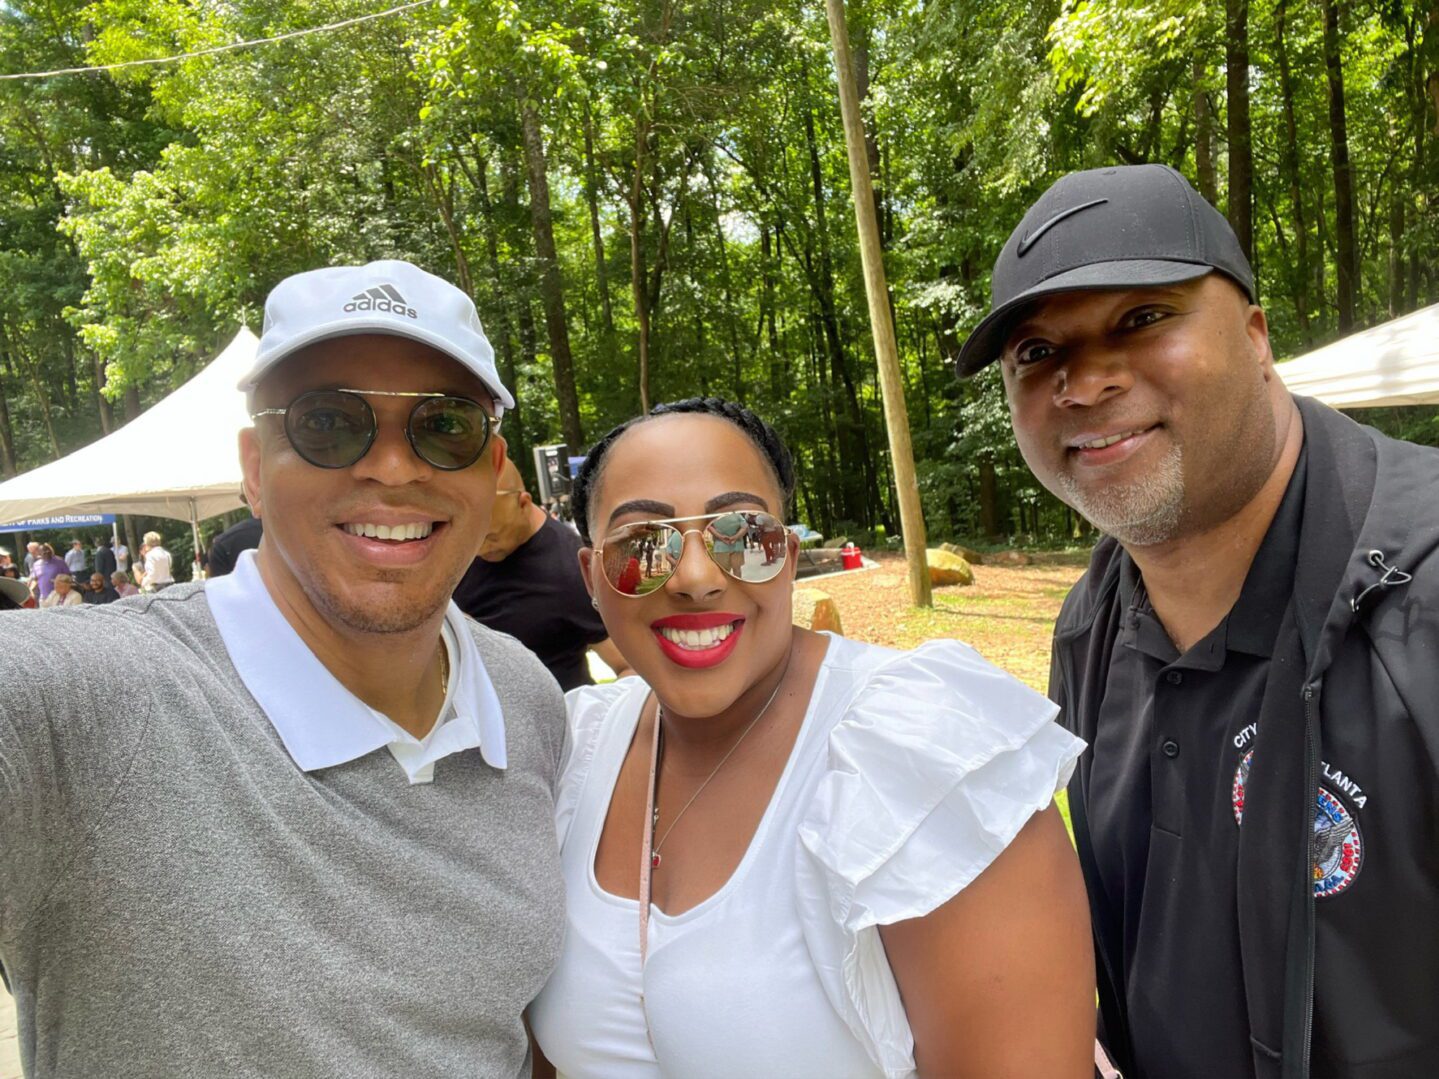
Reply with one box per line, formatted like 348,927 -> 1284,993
955,163 -> 1255,376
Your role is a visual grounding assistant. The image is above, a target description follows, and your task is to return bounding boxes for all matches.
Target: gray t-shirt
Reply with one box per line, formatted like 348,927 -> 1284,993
0,584 -> 566,1078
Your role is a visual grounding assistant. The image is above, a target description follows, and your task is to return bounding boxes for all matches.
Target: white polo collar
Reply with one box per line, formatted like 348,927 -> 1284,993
206,550 -> 506,773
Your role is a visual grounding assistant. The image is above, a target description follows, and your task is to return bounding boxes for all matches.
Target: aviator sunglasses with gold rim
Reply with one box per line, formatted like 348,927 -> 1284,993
597,511 -> 791,596
251,388 -> 499,471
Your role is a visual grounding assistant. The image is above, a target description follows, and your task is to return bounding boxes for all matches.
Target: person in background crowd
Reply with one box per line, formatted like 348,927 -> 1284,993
41,574 -> 83,608
0,258 -> 565,1077
958,163 -> 1439,1078
83,572 -> 119,605
454,456 -> 628,692
23,542 -> 40,577
32,544 -> 67,601
0,550 -> 18,580
111,570 -> 139,598
140,531 -> 174,592
93,537 -> 117,582
114,538 -> 130,574
64,539 -> 88,576
206,515 -> 263,578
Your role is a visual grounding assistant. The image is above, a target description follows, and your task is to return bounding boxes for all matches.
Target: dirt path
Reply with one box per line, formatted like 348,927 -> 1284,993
806,550 -> 1088,691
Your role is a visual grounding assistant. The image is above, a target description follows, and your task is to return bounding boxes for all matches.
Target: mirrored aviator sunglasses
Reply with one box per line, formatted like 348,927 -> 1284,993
599,511 -> 791,596
252,389 -> 496,471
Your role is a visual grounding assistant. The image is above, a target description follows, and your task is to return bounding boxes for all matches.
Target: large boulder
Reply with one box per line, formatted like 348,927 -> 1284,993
940,542 -> 985,565
792,588 -> 843,634
926,549 -> 975,587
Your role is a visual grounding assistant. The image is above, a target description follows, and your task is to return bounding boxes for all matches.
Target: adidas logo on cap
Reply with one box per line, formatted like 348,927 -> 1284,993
343,284 -> 418,319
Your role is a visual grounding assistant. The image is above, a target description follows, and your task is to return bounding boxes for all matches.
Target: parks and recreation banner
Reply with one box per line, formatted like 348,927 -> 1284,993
4,514 -> 117,532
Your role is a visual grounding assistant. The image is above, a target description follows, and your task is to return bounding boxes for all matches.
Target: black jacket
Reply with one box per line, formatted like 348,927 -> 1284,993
1051,397 -> 1439,1079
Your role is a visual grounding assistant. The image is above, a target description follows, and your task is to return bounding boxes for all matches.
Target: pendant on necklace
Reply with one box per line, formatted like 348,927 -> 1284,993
651,852 -> 662,869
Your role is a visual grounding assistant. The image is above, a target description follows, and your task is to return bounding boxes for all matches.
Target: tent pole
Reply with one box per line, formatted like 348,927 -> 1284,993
189,500 -> 203,581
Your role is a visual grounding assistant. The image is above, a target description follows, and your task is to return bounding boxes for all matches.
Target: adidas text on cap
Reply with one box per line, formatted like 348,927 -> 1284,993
954,164 -> 1256,377
238,260 -> 515,412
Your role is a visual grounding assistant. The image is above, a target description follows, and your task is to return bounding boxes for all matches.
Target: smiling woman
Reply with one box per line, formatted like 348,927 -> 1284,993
526,397 -> 1098,1079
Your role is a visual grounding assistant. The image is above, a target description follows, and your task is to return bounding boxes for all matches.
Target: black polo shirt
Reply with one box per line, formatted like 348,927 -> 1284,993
1087,447 -> 1307,1079
207,517 -> 264,578
452,515 -> 608,692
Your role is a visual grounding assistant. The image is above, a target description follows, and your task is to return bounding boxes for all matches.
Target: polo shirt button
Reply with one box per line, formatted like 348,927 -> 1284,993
1162,738 -> 1180,759
1165,670 -> 1184,686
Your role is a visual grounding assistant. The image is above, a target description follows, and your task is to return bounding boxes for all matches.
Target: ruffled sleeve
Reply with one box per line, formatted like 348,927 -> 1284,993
558,678 -> 642,848
795,639 -> 1085,1078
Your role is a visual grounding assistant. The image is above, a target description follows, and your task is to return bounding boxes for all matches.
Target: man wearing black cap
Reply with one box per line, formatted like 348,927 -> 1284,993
958,164 -> 1439,1078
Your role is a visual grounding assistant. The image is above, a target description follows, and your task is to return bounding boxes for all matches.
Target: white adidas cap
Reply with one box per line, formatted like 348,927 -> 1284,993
238,260 -> 514,412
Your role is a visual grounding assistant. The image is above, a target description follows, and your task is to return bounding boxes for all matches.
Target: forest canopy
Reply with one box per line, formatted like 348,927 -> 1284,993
1,0 -> 1435,547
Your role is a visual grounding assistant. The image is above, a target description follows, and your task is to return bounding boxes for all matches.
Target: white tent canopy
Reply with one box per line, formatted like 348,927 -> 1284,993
1278,303 -> 1439,409
0,328 -> 256,529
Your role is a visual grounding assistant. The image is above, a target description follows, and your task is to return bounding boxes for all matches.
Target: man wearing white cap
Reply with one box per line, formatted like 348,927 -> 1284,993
0,261 -> 565,1077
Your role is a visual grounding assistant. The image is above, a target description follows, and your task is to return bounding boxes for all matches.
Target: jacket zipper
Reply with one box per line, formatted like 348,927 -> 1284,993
1299,682 -> 1320,1076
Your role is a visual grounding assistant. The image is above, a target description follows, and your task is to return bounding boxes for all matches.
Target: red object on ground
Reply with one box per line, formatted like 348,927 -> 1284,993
841,543 -> 862,571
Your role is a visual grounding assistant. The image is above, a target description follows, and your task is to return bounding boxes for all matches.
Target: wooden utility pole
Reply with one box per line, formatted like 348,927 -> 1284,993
824,0 -> 931,607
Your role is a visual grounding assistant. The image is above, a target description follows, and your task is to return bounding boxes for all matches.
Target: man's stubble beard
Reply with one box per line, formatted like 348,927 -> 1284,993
304,566 -> 453,635
1056,442 -> 1187,547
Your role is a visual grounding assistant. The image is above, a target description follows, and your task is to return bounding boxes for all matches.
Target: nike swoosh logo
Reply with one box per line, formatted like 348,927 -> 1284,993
1016,198 -> 1109,256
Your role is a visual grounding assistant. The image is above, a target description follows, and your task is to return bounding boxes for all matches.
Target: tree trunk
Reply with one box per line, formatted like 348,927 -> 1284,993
11,336 -> 62,459
629,107 -> 654,414
124,384 -> 142,423
704,155 -> 747,403
1410,13 -> 1431,312
853,26 -> 886,250
0,373 -> 16,477
1275,0 -> 1312,343
800,61 -> 873,529
471,152 -> 531,486
583,99 -> 615,337
979,457 -> 999,539
518,98 -> 584,450
1225,0 -> 1254,262
760,224 -> 784,397
1194,61 -> 1218,204
828,0 -> 928,603
1389,190 -> 1405,317
1323,0 -> 1358,331
91,352 -> 114,434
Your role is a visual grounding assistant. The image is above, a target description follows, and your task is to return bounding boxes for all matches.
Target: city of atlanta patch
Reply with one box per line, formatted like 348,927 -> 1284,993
1232,749 -> 1363,898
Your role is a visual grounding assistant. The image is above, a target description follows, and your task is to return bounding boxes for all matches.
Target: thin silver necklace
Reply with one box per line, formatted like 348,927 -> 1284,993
648,655 -> 792,869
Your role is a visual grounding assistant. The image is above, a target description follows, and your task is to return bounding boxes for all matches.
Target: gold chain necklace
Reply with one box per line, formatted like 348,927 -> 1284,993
647,655 -> 792,869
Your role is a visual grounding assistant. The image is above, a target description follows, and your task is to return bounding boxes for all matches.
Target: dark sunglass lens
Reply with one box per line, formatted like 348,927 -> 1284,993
410,397 -> 491,470
706,511 -> 788,583
603,523 -> 681,596
286,392 -> 373,468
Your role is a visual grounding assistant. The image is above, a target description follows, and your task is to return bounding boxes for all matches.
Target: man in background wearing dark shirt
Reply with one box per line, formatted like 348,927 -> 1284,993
206,515 -> 263,578
93,537 -> 117,583
454,457 -> 629,691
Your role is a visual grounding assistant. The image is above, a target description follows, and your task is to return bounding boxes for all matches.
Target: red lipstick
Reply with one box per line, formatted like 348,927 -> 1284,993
650,612 -> 746,669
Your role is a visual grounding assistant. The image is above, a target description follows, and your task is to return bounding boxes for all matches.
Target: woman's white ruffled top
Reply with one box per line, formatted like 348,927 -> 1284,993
529,633 -> 1085,1079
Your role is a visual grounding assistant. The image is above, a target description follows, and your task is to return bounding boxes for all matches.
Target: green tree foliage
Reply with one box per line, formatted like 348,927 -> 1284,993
0,0 -> 1433,545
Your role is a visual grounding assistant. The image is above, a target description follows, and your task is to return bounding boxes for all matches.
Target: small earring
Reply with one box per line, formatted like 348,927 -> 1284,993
591,596 -> 599,609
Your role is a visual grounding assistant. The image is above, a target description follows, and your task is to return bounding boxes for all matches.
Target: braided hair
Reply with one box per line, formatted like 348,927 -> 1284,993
571,397 -> 796,545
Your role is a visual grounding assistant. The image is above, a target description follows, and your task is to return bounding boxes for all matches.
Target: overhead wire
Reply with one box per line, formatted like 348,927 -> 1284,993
0,0 -> 439,81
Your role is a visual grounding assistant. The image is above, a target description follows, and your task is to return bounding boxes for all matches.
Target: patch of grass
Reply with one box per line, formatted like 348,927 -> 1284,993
814,552 -> 1086,693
